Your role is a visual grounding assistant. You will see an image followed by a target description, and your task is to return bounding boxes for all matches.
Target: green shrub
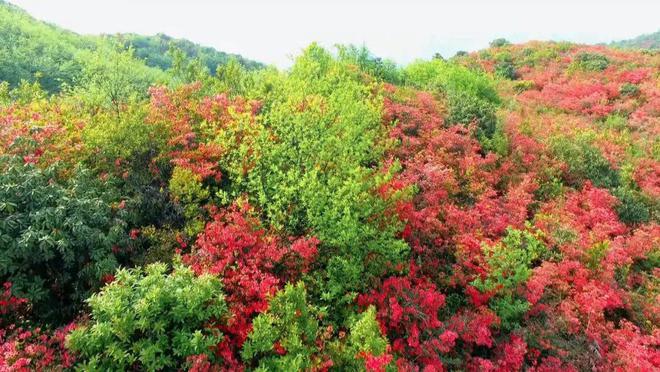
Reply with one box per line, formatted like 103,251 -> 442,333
241,282 -> 322,371
244,44 -> 410,305
573,52 -> 610,71
551,136 -> 620,189
241,282 -> 390,371
494,53 -> 518,80
490,38 -> 511,48
472,228 -> 548,330
0,156 -> 128,322
513,80 -> 536,93
67,262 -> 227,371
446,90 -> 498,139
613,186 -> 651,225
619,83 -> 640,97
404,59 -> 500,140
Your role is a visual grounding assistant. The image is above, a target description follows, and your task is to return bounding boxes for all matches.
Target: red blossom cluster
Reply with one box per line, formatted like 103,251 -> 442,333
183,201 -> 319,368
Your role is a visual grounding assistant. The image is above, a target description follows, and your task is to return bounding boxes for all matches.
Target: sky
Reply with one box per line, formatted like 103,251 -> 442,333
8,0 -> 660,68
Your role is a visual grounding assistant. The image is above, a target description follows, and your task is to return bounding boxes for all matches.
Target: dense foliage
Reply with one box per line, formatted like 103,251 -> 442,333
0,4 -> 658,371
67,263 -> 227,371
0,1 -> 261,94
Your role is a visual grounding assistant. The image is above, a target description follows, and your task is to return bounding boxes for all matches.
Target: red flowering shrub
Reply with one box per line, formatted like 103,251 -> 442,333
358,272 -> 448,369
184,201 -> 319,368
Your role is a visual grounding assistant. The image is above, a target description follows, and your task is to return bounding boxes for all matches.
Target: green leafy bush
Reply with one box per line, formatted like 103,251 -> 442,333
241,282 -> 323,371
67,262 -> 227,371
472,228 -> 547,330
404,59 -> 500,140
490,38 -> 512,48
0,156 -> 128,322
241,282 -> 391,371
619,83 -> 640,97
551,136 -> 621,189
244,44 -> 409,305
494,53 -> 518,80
572,52 -> 610,71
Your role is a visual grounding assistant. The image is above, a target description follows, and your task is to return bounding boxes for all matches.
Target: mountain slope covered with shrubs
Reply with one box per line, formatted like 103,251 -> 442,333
0,6 -> 658,371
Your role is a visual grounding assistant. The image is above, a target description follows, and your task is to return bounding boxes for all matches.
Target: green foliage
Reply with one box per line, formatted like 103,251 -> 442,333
551,135 -> 621,189
169,167 -> 209,236
242,283 -> 391,371
327,306 -> 392,370
619,83 -> 640,97
336,44 -> 402,84
0,1 -> 261,95
494,52 -> 518,80
0,1 -> 90,93
67,262 -> 227,371
608,30 -> 660,50
572,52 -> 610,71
613,186 -> 652,225
404,59 -> 500,103
0,156 -> 128,322
513,80 -> 536,93
244,44 -> 409,304
490,38 -> 512,48
404,59 -> 500,140
73,46 -> 165,115
109,33 -> 264,73
472,228 -> 547,330
446,90 -> 499,138
241,282 -> 322,371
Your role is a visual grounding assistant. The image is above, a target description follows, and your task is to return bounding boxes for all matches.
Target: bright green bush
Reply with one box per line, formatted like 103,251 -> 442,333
67,262 -> 227,371
0,156 -> 128,322
73,46 -> 165,115
169,166 -> 210,236
244,44 -> 409,305
241,282 -> 323,371
472,228 -> 547,330
403,59 -> 500,140
241,282 -> 390,371
326,306 -> 392,370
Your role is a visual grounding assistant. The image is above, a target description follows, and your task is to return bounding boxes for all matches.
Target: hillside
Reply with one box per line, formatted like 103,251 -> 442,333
0,0 -> 262,93
0,4 -> 658,372
106,33 -> 264,73
609,30 -> 660,49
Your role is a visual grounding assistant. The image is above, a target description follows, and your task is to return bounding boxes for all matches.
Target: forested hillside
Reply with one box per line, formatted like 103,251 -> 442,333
0,3 -> 658,371
609,30 -> 660,50
0,0 -> 262,94
106,33 -> 264,73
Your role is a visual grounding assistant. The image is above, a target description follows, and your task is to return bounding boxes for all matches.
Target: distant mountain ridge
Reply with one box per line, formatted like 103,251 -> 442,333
607,30 -> 660,50
0,0 -> 263,93
105,33 -> 264,73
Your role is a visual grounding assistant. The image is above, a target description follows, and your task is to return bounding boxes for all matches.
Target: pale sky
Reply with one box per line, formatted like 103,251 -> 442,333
8,0 -> 660,68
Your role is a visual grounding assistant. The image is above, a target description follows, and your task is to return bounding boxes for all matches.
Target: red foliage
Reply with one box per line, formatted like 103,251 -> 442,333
358,271 -> 448,369
0,285 -> 75,371
148,84 -> 261,181
184,201 -> 318,368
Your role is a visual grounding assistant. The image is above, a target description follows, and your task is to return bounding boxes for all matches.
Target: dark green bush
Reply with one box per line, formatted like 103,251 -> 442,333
490,38 -> 512,48
619,83 -> 640,97
0,156 -> 129,322
551,137 -> 620,189
573,52 -> 610,71
446,90 -> 498,139
613,186 -> 651,225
